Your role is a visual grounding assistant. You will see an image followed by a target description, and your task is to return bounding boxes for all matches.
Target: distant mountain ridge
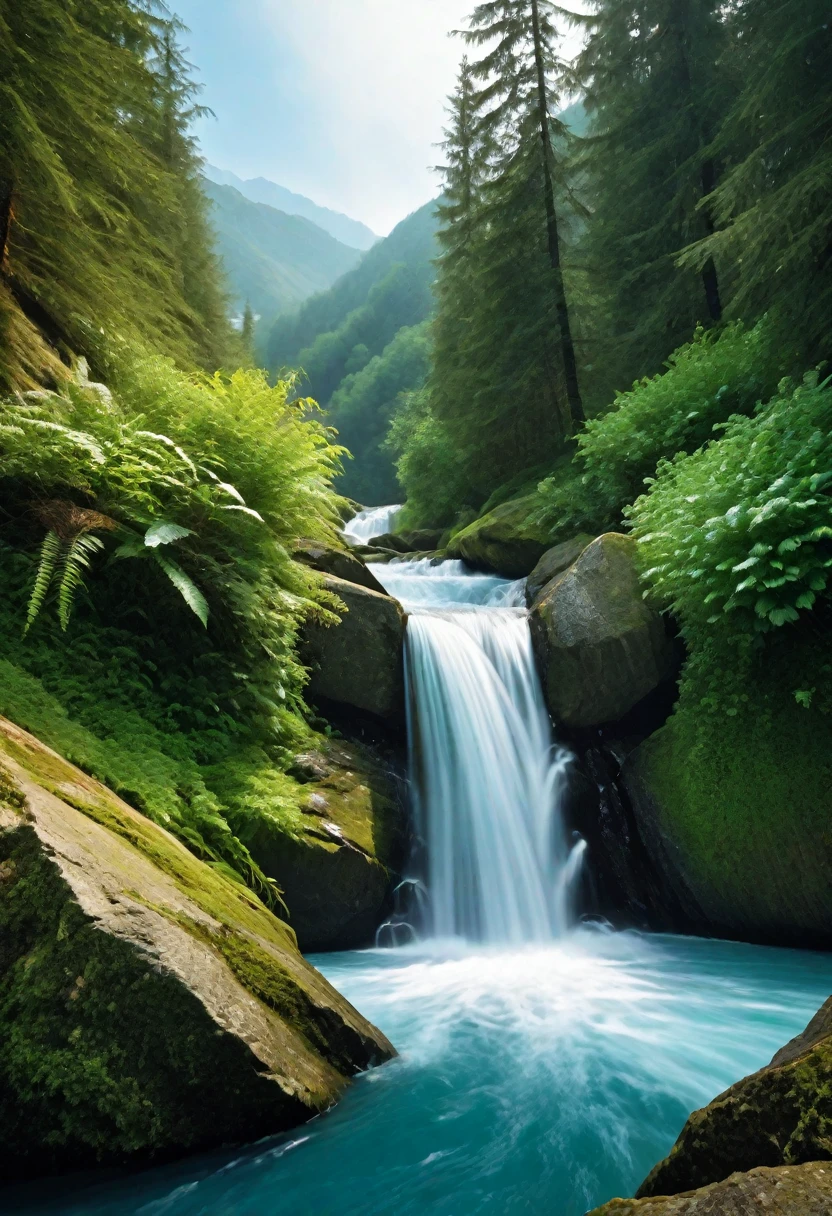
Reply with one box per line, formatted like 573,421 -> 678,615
204,165 -> 378,252
202,179 -> 362,333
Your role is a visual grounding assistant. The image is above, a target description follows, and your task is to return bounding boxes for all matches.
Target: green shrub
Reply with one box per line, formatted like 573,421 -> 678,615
535,321 -> 787,538
630,371 -> 832,643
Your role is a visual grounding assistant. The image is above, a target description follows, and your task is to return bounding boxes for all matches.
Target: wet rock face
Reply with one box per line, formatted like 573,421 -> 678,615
530,533 -> 674,728
245,738 -> 408,952
294,538 -> 388,595
636,997 -> 832,1200
0,717 -> 394,1183
588,1162 -> 832,1215
446,493 -> 554,578
303,574 -> 407,724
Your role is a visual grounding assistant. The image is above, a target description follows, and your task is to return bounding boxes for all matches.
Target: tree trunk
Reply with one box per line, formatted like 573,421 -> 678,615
0,177 -> 14,274
530,0 -> 585,428
699,158 -> 723,322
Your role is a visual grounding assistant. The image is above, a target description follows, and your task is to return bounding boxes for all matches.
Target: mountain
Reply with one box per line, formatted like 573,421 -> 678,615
203,179 -> 362,329
204,165 -> 378,251
266,199 -> 440,504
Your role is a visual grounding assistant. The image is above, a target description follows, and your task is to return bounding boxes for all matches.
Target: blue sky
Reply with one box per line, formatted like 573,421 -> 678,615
171,0 -> 475,235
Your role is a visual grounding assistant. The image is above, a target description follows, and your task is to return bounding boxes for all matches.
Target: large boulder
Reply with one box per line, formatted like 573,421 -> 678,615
0,716 -> 394,1183
446,493 -> 553,578
530,533 -> 674,728
304,575 -> 406,724
525,533 -> 595,606
620,713 -> 832,946
635,996 -> 832,1201
243,738 -> 408,951
294,538 -> 387,595
588,1162 -> 832,1215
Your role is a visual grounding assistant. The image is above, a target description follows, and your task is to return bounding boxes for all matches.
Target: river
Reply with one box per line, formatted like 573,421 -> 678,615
8,519 -> 832,1215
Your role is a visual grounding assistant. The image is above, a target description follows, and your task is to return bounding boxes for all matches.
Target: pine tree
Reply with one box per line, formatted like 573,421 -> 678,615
679,0 -> 832,364
464,0 -> 585,427
576,0 -> 734,386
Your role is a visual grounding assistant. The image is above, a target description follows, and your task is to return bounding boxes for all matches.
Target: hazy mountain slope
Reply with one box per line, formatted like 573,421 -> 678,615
266,200 -> 439,397
205,165 -> 378,251
203,180 -> 362,324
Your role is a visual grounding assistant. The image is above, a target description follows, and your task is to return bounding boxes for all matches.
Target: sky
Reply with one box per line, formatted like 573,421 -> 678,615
171,0 -> 584,238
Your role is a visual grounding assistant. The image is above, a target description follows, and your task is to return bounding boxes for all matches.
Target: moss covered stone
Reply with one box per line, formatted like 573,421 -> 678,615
446,493 -> 554,578
0,716 -> 394,1183
620,630 -> 832,946
634,999 -> 832,1199
588,1162 -> 832,1214
530,534 -> 674,728
240,738 -> 407,951
303,575 -> 406,724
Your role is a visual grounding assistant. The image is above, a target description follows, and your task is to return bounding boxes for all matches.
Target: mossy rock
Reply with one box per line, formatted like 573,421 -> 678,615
620,648 -> 832,946
530,534 -> 674,728
525,533 -> 595,606
588,1162 -> 832,1215
294,538 -> 388,595
303,575 -> 406,724
0,715 -> 394,1183
446,493 -> 553,578
243,739 -> 407,951
634,998 -> 832,1199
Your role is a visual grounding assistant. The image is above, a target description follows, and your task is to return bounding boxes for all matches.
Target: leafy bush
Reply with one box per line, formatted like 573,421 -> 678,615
0,346 -> 348,895
385,389 -> 472,528
535,321 -> 787,536
630,371 -> 832,643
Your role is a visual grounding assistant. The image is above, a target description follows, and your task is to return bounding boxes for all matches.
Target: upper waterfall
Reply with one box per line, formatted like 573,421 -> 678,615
343,504 -> 404,544
370,552 -> 579,944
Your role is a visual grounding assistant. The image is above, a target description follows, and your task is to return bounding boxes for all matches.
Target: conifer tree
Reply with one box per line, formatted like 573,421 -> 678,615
464,0 -> 585,427
679,0 -> 832,364
577,0 -> 734,385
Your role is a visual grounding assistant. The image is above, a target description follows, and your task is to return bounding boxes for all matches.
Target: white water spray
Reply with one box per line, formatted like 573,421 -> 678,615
343,504 -> 403,544
371,553 -> 581,944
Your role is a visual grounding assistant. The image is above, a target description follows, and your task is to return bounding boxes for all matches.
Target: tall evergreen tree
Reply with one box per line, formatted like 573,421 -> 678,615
679,0 -> 832,364
465,0 -> 585,426
576,0 -> 734,386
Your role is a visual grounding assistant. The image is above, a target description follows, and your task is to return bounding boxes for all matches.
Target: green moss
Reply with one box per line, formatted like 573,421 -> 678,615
0,824 -> 301,1179
636,627 -> 832,937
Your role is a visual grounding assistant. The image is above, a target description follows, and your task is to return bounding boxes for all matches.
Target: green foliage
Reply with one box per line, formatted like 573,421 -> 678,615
679,0 -> 832,366
386,389 -> 471,528
330,323 -> 431,504
576,0 -> 735,389
0,0 -> 234,381
630,371 -> 832,642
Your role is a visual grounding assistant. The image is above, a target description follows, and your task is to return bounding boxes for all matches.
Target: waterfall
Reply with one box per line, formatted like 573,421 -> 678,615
371,555 -> 580,945
343,504 -> 403,544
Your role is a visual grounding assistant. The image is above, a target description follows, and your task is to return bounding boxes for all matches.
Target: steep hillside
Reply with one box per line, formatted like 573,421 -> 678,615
205,165 -> 378,251
267,200 -> 437,389
204,180 -> 362,327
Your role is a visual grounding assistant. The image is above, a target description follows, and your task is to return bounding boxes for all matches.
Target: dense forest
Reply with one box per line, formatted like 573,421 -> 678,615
0,0 -> 354,898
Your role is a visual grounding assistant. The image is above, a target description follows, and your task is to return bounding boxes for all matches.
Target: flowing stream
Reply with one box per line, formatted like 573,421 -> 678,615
10,528 -> 832,1216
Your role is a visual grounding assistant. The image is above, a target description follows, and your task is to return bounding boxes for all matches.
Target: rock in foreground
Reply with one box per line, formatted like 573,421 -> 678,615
294,538 -> 388,595
530,533 -> 674,728
525,533 -> 595,606
304,574 -> 406,724
636,996 -> 832,1199
588,1162 -> 832,1215
0,716 -> 394,1182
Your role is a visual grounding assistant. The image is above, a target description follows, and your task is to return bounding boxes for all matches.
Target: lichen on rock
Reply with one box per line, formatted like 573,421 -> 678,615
588,1162 -> 832,1215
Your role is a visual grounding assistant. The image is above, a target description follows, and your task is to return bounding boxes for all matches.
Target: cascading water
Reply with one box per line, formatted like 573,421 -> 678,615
343,503 -> 403,544
371,557 -> 582,944
13,516 -> 832,1216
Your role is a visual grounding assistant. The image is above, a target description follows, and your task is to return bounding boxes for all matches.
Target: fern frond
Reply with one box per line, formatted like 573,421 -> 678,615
24,530 -> 62,634
57,534 -> 104,631
152,553 -> 209,627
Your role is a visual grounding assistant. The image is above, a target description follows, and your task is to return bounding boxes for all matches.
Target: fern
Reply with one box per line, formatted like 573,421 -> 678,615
25,530 -> 62,634
152,553 -> 209,627
57,534 -> 104,631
